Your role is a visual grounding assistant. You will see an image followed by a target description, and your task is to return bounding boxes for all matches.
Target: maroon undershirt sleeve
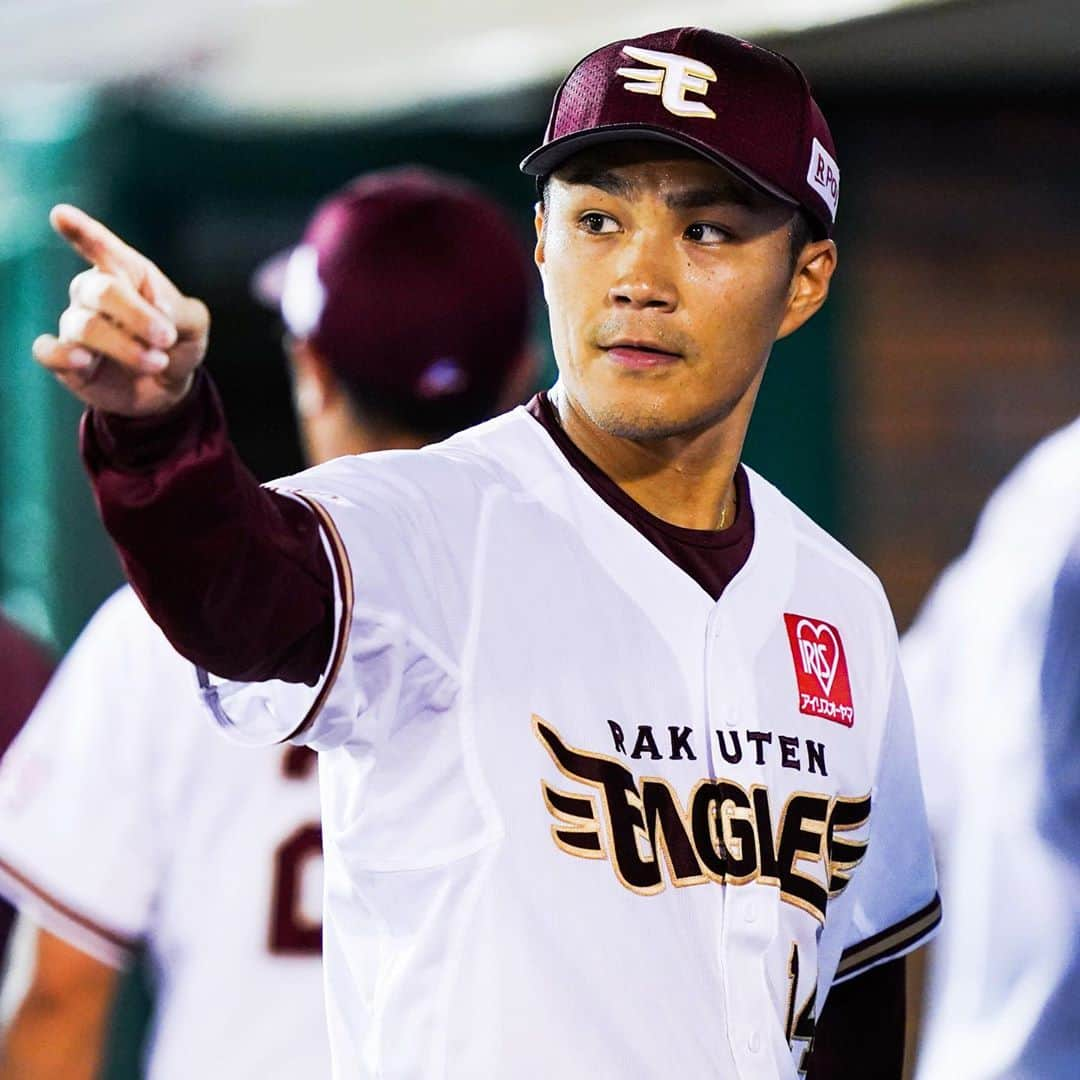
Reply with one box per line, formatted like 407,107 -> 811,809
805,958 -> 906,1079
80,369 -> 334,686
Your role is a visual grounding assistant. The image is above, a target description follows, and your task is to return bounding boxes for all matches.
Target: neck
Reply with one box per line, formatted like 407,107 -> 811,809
302,400 -> 430,464
554,386 -> 757,531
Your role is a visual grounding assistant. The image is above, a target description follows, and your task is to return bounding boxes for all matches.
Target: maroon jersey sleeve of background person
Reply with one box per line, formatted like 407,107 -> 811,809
80,370 -> 334,686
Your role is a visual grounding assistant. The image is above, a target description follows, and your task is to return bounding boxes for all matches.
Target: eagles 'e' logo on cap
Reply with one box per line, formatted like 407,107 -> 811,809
616,45 -> 717,120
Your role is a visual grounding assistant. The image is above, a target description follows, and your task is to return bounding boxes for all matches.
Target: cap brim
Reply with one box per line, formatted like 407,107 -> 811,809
250,248 -> 293,309
520,124 -> 797,208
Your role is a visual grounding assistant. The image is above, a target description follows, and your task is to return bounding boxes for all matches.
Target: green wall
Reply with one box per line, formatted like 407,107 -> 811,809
0,89 -> 125,650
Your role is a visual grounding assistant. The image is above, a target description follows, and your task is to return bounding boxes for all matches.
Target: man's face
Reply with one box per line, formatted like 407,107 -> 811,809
535,143 -> 827,441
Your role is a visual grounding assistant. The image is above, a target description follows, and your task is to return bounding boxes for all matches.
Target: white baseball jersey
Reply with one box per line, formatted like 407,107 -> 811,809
903,418 -> 1080,1080
202,395 -> 940,1079
0,588 -> 329,1080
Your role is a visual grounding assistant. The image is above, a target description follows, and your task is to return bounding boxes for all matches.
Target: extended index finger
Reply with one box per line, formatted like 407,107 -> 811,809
50,204 -> 145,283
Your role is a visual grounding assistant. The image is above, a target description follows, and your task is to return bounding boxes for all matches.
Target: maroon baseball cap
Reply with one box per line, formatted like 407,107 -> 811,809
521,27 -> 839,237
255,167 -> 532,424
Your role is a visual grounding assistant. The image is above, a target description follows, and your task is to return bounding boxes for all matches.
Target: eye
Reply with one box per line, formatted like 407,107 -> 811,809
684,222 -> 731,244
579,212 -> 619,235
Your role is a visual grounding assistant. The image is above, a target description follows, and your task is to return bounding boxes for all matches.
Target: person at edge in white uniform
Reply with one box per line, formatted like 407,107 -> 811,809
29,27 -> 940,1080
0,169 -> 535,1080
902,416 -> 1080,1080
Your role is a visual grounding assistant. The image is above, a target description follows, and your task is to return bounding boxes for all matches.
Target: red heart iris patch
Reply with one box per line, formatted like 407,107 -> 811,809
783,613 -> 854,726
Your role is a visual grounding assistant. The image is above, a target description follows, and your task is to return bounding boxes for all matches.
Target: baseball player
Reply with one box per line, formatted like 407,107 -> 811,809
30,28 -> 940,1079
0,169 -> 533,1079
902,417 -> 1080,1079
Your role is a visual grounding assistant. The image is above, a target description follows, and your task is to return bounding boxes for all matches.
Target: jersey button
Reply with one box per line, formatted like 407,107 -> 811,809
748,1031 -> 761,1054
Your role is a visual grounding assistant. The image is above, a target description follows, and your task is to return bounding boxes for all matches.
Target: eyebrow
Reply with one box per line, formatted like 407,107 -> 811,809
560,167 -> 636,199
665,184 -> 756,211
559,167 -> 758,211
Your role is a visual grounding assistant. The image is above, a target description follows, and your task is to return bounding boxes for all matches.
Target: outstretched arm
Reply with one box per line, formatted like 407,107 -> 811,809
33,207 -> 333,685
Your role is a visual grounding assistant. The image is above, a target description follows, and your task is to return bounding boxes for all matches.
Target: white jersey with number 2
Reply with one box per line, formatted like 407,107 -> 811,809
203,398 -> 940,1080
0,588 -> 328,1079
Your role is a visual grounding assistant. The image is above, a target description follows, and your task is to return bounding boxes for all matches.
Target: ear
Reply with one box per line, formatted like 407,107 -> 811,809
533,201 -> 546,270
288,338 -> 340,418
776,239 -> 838,341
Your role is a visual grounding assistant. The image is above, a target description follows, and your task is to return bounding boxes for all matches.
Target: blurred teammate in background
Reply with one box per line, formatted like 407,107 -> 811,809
0,616 -> 53,964
902,416 -> 1080,1078
1041,540 -> 1080,887
1036,535 -> 1080,1052
0,167 -> 534,1080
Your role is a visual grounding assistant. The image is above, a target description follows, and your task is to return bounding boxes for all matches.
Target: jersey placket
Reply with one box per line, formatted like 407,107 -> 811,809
704,600 -> 784,1078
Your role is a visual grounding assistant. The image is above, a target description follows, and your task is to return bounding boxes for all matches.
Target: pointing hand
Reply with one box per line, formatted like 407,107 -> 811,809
32,205 -> 210,417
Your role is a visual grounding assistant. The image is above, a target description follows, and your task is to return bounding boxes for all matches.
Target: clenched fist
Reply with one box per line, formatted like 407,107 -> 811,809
32,205 -> 210,417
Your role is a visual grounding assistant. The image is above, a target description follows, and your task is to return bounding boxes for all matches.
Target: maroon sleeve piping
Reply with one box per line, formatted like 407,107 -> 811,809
280,494 -> 355,743
0,855 -> 141,955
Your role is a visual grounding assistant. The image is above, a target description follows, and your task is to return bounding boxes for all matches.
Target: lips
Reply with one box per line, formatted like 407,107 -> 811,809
602,340 -> 682,370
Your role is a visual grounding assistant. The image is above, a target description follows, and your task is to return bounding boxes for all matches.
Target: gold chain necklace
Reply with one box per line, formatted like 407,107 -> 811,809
717,485 -> 736,530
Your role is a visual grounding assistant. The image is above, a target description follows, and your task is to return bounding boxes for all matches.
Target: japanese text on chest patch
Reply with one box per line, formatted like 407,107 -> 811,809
534,717 -> 869,921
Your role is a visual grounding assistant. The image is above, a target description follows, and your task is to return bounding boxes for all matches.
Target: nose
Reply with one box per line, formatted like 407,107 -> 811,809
607,234 -> 678,313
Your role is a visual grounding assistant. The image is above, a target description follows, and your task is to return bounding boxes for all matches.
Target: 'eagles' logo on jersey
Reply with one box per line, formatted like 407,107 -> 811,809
534,716 -> 869,922
784,613 -> 855,726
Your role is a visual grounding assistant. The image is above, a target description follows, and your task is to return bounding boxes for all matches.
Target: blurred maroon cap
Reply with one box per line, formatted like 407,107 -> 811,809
255,167 -> 532,421
521,27 -> 839,237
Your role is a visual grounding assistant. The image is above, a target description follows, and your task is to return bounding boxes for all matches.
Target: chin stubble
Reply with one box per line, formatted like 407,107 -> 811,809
582,392 -> 738,443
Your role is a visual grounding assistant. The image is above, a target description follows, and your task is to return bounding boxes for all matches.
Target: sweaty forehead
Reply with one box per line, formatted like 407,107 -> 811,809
549,142 -> 771,211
